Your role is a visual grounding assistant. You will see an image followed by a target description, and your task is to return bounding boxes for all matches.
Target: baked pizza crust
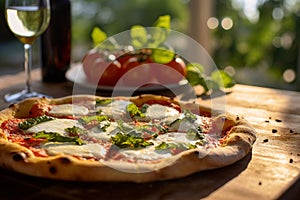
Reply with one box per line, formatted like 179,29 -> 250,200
0,95 -> 257,182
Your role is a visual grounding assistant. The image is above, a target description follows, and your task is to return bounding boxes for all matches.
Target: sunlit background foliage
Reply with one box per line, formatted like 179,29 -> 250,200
0,0 -> 299,90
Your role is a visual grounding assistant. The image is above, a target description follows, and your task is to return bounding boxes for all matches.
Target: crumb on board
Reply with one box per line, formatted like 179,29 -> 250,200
272,129 -> 277,133
263,139 -> 269,143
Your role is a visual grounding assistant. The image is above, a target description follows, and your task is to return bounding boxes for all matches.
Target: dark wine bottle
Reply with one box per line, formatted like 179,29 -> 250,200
41,0 -> 71,82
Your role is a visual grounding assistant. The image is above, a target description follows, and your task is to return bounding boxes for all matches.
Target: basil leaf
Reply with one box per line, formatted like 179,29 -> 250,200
183,110 -> 197,123
111,132 -> 153,149
153,15 -> 171,29
117,120 -> 142,137
91,27 -> 119,51
140,104 -> 149,113
151,45 -> 175,64
95,99 -> 113,106
187,63 -> 205,74
34,131 -> 84,145
126,103 -> 145,118
155,142 -> 195,153
19,116 -> 54,130
185,63 -> 206,86
148,15 -> 171,48
98,120 -> 111,132
130,25 -> 148,48
65,126 -> 87,135
186,128 -> 204,141
78,115 -> 108,126
91,27 -> 107,48
211,70 -> 236,88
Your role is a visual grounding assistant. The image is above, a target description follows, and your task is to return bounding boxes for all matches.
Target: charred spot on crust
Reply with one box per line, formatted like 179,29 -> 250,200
11,152 -> 27,161
194,151 -> 202,157
8,104 -> 16,108
49,166 -> 57,174
59,157 -> 71,164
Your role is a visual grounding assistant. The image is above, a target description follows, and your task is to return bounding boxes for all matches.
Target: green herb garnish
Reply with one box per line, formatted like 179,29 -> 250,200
183,110 -> 197,123
117,120 -> 134,132
186,128 -> 204,141
117,120 -> 163,139
111,132 -> 153,149
126,103 -> 145,118
18,116 -> 54,130
98,120 -> 111,132
65,126 -> 87,135
155,142 -> 196,153
78,115 -> 108,126
140,104 -> 149,113
95,99 -> 113,106
33,131 -> 84,145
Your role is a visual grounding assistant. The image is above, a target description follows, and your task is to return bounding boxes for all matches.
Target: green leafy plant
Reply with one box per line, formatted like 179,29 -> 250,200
89,14 -> 235,94
185,63 -> 235,93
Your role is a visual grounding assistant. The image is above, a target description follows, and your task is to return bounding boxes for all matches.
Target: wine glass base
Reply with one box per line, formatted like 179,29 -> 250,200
4,90 -> 51,103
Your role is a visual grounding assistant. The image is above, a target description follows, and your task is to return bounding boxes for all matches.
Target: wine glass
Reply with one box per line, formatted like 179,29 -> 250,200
4,0 -> 51,103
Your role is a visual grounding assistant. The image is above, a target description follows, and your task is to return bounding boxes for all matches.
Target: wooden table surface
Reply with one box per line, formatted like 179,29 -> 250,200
0,68 -> 299,199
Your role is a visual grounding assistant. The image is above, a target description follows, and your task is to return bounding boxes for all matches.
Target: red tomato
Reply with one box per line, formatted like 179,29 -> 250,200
152,57 -> 187,85
120,56 -> 154,87
82,52 -> 122,86
82,51 -> 101,81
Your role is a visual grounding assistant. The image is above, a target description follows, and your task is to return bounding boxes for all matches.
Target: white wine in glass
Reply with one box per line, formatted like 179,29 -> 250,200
5,0 -> 51,103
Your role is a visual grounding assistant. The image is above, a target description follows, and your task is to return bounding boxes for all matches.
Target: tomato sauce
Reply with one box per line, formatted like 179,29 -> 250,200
29,103 -> 52,118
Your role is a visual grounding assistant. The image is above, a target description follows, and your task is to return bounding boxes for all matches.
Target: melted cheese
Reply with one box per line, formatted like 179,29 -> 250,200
43,143 -> 107,159
145,104 -> 180,121
88,122 -> 119,141
120,146 -> 172,160
97,100 -> 132,120
25,118 -> 83,136
49,104 -> 89,117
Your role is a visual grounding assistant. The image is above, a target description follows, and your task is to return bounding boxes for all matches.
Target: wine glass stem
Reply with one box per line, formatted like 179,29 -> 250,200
24,44 -> 32,93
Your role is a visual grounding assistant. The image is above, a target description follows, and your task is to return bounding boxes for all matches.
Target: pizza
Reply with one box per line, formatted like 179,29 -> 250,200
0,94 -> 256,182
